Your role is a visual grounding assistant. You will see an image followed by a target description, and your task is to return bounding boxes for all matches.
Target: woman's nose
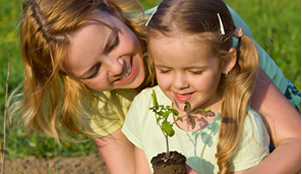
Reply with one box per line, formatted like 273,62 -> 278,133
106,57 -> 126,77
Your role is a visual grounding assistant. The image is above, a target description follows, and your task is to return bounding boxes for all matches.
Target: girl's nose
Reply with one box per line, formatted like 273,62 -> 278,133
173,73 -> 189,89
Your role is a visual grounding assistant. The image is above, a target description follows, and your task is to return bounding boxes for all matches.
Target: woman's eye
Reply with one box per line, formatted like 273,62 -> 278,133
87,64 -> 101,79
109,35 -> 120,51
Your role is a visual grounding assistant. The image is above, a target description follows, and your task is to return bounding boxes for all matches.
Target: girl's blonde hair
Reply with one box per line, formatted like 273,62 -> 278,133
147,0 -> 259,172
9,0 -> 148,143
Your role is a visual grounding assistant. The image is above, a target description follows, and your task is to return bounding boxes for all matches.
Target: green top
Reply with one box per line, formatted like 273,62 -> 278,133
122,86 -> 270,173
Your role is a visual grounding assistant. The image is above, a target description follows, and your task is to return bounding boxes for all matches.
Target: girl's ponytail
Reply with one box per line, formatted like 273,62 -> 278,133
216,33 -> 259,173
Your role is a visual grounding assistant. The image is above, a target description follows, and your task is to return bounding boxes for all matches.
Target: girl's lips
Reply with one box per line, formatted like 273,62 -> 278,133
116,57 -> 135,83
173,92 -> 194,102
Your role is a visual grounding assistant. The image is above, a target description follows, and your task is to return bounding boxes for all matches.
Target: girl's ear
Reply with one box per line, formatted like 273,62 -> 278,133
103,0 -> 121,18
222,47 -> 237,74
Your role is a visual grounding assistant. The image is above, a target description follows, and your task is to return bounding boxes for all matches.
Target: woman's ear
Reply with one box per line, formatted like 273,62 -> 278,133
222,47 -> 237,74
103,0 -> 121,18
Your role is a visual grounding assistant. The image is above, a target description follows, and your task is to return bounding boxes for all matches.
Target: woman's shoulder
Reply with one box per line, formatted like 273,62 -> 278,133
226,5 -> 253,38
145,6 -> 158,16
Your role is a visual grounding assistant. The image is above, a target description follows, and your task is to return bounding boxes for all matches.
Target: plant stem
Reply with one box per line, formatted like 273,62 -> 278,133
165,135 -> 170,159
154,113 -> 171,159
1,54 -> 11,174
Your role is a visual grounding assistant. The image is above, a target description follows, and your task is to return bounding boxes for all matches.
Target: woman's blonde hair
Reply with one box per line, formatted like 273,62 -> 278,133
146,0 -> 259,172
9,0 -> 148,143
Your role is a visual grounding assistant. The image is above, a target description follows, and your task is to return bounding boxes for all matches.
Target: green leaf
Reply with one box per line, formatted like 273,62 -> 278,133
184,101 -> 191,113
151,90 -> 159,107
158,111 -> 165,116
162,110 -> 172,118
159,105 -> 165,110
166,105 -> 171,109
157,117 -> 162,123
195,108 -> 214,117
177,117 -> 183,122
149,107 -> 157,113
170,109 -> 179,116
161,120 -> 175,137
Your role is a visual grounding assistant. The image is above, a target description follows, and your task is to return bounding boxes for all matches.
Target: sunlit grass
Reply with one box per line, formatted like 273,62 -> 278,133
1,0 -> 300,160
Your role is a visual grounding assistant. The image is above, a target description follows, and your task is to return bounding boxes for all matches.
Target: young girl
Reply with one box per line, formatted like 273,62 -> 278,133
9,0 -> 300,173
122,0 -> 298,173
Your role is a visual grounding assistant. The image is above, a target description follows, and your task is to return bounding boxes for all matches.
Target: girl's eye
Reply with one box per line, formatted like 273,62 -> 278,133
190,70 -> 202,75
108,35 -> 120,51
87,64 -> 101,79
159,69 -> 170,74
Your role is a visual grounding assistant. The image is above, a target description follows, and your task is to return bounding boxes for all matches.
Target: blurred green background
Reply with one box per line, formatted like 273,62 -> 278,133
0,0 -> 300,160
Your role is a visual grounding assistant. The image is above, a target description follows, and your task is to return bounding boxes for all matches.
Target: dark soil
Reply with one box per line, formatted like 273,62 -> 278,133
1,153 -> 109,174
151,151 -> 186,174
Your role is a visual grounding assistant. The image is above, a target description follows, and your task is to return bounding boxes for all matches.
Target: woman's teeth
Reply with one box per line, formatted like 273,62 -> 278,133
120,63 -> 132,79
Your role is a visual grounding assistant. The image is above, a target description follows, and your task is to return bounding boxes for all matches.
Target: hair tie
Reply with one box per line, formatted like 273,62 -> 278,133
233,27 -> 243,39
145,7 -> 158,26
217,13 -> 225,35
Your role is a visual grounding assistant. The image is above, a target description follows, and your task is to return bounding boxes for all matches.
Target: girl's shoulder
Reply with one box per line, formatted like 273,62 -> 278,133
134,85 -> 170,104
243,107 -> 269,137
132,86 -> 160,105
245,107 -> 264,125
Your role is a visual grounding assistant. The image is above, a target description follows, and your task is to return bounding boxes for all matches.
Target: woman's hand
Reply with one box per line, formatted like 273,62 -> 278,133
250,67 -> 301,173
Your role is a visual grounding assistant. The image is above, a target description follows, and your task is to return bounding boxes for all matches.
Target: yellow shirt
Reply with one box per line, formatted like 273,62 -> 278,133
82,89 -> 137,137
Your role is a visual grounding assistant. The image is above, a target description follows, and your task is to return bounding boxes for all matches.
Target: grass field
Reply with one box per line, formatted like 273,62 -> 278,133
0,0 -> 300,160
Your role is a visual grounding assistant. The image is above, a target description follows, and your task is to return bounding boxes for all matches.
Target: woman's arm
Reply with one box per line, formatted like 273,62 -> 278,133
93,127 -> 135,174
248,67 -> 301,174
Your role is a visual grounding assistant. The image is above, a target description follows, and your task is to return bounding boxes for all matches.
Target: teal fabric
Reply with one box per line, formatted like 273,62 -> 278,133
284,80 -> 301,108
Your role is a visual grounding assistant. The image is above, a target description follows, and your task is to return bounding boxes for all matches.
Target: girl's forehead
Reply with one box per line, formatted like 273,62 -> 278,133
149,33 -> 210,51
150,35 -> 213,60
150,31 -> 210,44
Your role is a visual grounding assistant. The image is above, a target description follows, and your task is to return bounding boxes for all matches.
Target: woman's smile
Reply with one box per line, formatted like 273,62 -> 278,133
116,57 -> 134,82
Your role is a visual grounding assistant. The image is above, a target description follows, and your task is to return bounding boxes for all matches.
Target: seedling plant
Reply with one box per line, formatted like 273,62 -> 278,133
150,90 -> 214,160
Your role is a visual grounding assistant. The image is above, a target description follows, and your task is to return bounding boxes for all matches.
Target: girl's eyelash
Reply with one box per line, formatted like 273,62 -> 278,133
87,64 -> 101,79
157,68 -> 202,75
190,71 -> 202,75
159,69 -> 170,74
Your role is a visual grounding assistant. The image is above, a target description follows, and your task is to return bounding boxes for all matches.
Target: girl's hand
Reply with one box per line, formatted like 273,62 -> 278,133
186,164 -> 199,174
134,146 -> 152,174
92,127 -> 135,174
